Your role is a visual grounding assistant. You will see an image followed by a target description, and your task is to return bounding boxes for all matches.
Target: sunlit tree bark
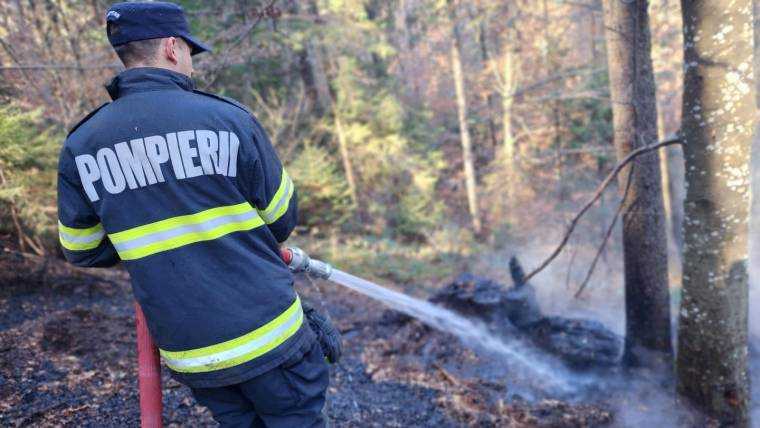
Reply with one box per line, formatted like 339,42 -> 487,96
657,109 -> 684,270
449,1 -> 482,234
677,0 -> 756,426
333,109 -> 359,207
494,48 -> 519,211
676,1 -> 755,425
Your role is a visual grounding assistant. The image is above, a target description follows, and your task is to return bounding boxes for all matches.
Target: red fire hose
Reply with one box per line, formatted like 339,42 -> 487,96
134,248 -> 296,427
134,301 -> 162,428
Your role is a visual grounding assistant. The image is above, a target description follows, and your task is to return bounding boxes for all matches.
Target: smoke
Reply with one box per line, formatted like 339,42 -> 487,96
747,147 -> 760,423
467,204 -> 710,425
443,143 -> 760,426
469,188 -> 760,427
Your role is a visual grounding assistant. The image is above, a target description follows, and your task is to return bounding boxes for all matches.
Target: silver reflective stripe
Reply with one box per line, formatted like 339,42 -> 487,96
111,210 -> 259,252
59,229 -> 105,244
162,304 -> 304,370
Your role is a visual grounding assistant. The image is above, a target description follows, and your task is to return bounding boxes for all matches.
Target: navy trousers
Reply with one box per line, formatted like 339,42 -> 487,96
191,340 -> 330,427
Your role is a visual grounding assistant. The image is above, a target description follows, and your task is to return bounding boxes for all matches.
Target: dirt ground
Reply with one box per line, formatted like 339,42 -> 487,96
0,248 -> 616,427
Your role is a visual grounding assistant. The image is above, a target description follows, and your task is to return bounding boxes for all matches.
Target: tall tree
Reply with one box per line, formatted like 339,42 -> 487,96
602,0 -> 672,364
497,49 -> 518,173
333,106 -> 359,207
676,1 -> 755,425
302,1 -> 359,208
305,0 -> 333,114
658,107 -> 685,275
449,0 -> 482,234
490,45 -> 519,215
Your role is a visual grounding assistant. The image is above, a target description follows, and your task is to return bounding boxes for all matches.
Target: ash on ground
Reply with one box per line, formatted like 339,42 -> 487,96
1,250 -> 710,426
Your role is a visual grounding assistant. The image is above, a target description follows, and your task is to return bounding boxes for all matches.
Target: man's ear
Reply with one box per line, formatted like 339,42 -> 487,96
163,37 -> 178,64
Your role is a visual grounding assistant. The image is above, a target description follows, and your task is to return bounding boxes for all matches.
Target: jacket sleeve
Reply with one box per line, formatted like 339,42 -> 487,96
57,146 -> 120,268
238,116 -> 298,243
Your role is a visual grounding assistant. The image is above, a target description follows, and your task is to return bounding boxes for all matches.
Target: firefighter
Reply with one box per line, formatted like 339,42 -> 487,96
56,2 -> 339,426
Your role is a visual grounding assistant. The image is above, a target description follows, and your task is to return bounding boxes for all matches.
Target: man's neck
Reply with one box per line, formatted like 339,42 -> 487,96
128,63 -> 189,78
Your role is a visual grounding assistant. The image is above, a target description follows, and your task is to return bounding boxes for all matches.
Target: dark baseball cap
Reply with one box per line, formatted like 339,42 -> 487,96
106,2 -> 211,56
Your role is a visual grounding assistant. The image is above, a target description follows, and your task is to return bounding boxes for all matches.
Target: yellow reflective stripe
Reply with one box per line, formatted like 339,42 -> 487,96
58,221 -> 103,237
270,177 -> 294,223
161,296 -> 301,359
166,313 -> 303,373
264,170 -> 290,214
160,296 -> 304,373
58,221 -> 104,251
259,170 -> 294,224
114,215 -> 264,261
109,202 -> 253,243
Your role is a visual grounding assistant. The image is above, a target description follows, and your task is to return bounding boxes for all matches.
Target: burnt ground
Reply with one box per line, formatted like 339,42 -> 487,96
1,249 -> 618,427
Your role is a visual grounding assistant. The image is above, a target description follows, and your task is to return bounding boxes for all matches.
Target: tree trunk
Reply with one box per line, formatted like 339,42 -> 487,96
301,0 -> 358,210
501,49 -> 516,166
501,49 -> 517,207
676,1 -> 754,425
478,19 -> 500,152
333,110 -> 359,207
306,0 -> 332,114
657,112 -> 673,247
657,109 -> 684,278
449,9 -> 482,235
602,0 -> 672,365
393,0 -> 418,101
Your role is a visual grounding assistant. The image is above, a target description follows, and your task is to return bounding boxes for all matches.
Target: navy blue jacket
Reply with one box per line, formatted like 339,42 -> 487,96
57,67 -> 314,388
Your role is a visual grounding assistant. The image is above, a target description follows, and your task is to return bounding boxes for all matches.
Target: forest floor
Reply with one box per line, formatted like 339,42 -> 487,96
0,246 -> 704,427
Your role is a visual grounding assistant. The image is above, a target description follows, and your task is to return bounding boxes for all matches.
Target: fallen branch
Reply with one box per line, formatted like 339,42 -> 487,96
522,135 -> 681,283
0,166 -> 45,255
574,162 -> 635,298
433,362 -> 462,387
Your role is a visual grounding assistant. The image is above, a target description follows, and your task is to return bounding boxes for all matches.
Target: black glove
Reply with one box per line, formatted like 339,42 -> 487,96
303,301 -> 342,364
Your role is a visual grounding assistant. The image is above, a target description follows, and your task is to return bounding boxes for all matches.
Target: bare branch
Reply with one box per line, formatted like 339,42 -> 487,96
557,0 -> 603,11
505,66 -> 606,100
521,135 -> 682,284
564,245 -> 578,290
198,0 -> 277,90
574,162 -> 635,298
0,64 -> 121,70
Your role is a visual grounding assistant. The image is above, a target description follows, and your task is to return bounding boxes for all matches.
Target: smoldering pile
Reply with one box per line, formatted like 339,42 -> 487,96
429,257 -> 623,369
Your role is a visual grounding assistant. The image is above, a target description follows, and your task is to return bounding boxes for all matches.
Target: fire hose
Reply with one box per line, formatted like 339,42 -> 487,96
133,247 -> 330,428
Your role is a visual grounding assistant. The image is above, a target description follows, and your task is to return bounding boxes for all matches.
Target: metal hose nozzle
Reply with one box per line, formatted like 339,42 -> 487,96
280,247 -> 333,280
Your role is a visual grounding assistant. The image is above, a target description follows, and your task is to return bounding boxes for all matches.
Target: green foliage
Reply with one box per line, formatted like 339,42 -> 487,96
288,145 -> 353,233
395,170 -> 441,240
0,106 -> 60,242
338,115 -> 444,241
330,49 -> 445,241
563,72 -> 613,152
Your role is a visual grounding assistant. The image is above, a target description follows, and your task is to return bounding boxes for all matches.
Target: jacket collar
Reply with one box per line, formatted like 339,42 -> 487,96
105,67 -> 194,100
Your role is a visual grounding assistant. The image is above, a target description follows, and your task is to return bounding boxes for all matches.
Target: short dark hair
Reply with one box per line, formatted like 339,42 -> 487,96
107,21 -> 162,67
113,38 -> 163,67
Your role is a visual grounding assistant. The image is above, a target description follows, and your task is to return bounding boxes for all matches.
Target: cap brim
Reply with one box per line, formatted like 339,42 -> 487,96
182,35 -> 211,56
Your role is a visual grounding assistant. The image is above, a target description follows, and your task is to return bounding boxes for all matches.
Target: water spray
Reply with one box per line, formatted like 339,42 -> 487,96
280,247 -> 580,392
